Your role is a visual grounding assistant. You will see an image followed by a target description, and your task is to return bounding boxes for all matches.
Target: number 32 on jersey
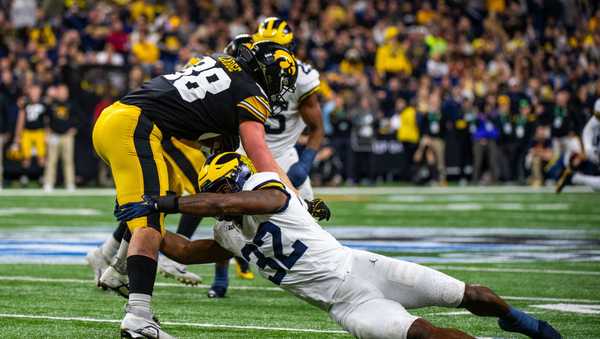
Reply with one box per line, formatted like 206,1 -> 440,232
241,221 -> 308,285
163,57 -> 231,103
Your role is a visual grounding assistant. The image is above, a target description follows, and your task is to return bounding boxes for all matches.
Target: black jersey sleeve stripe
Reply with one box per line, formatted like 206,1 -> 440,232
237,101 -> 267,123
161,138 -> 200,193
298,85 -> 320,103
133,114 -> 162,232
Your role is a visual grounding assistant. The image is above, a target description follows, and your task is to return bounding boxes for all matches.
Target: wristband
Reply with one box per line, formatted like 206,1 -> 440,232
157,195 -> 179,213
299,147 -> 317,168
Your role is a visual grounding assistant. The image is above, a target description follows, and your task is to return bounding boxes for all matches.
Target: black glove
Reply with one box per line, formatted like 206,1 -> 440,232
305,198 -> 331,221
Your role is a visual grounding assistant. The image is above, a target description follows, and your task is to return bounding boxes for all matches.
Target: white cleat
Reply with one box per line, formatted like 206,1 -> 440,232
85,247 -> 110,283
158,255 -> 201,286
99,265 -> 129,298
121,312 -> 175,339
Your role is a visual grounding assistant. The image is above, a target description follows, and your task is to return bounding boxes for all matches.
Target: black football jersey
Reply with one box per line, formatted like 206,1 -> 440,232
23,101 -> 47,130
121,53 -> 271,141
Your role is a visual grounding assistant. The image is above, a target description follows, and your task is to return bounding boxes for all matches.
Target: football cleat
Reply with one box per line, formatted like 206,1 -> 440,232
121,312 -> 175,339
234,260 -> 255,280
499,318 -> 562,339
158,255 -> 201,286
99,265 -> 129,298
555,167 -> 573,194
85,247 -> 110,283
207,285 -> 227,298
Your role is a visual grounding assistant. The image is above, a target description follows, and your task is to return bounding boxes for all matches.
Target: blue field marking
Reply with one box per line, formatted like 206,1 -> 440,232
0,226 -> 597,264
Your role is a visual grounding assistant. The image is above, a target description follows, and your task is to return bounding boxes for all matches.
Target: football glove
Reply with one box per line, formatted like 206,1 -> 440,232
114,194 -> 179,222
287,148 -> 317,187
305,198 -> 331,221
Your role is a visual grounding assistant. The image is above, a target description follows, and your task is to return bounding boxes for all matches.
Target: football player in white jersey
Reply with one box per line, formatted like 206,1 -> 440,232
206,18 -> 325,298
556,98 -> 600,193
116,153 -> 561,339
249,17 -> 324,201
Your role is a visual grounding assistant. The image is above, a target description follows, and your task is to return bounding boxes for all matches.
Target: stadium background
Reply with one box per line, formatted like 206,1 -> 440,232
1,0 -> 599,188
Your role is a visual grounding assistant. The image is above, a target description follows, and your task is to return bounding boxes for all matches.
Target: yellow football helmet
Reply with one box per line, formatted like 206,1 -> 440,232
253,17 -> 294,48
198,152 -> 256,193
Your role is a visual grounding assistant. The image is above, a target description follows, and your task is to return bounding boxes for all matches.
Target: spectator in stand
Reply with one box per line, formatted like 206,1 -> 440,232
396,97 -> 419,181
472,96 -> 500,184
330,96 -> 354,183
549,89 -> 583,159
131,27 -> 159,67
43,84 -> 78,191
512,99 -> 537,184
496,95 -> 516,182
375,26 -> 412,78
415,88 -> 447,185
526,126 -> 554,187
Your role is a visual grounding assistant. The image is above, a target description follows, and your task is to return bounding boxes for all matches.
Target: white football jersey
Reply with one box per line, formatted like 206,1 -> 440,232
582,116 -> 600,164
213,172 -> 349,308
263,60 -> 320,158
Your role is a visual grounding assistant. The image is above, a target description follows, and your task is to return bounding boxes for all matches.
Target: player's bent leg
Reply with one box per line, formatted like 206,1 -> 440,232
87,222 -> 127,283
460,284 -> 562,338
208,259 -> 229,298
234,256 -> 254,280
572,172 -> 600,191
459,284 -> 509,317
406,318 -> 474,339
349,250 -> 465,309
99,228 -> 131,298
157,214 -> 202,285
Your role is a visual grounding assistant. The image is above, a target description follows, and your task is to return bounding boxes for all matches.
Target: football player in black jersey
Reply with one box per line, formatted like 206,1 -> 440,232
91,41 -> 297,339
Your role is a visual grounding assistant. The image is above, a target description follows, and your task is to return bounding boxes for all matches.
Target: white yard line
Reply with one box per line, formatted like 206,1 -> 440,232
0,275 -> 282,291
0,313 -> 348,334
431,266 -> 600,276
1,275 -> 598,304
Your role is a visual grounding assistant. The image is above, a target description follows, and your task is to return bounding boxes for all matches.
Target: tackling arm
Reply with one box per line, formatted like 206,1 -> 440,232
175,189 -> 288,216
160,231 -> 233,265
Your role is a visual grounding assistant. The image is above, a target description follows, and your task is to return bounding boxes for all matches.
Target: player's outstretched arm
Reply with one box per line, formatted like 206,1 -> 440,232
115,189 -> 288,222
160,231 -> 232,265
177,189 -> 288,216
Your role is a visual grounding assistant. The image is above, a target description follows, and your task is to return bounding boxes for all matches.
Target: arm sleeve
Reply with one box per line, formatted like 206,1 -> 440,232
237,95 -> 271,123
295,63 -> 321,104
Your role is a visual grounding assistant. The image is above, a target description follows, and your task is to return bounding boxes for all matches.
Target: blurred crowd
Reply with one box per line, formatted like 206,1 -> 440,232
0,0 -> 599,188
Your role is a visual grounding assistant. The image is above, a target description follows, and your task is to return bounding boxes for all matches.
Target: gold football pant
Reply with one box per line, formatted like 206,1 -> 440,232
21,128 -> 46,159
92,101 -> 168,235
162,137 -> 206,196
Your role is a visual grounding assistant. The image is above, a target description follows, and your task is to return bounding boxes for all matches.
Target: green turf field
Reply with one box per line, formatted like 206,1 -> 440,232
0,187 -> 598,338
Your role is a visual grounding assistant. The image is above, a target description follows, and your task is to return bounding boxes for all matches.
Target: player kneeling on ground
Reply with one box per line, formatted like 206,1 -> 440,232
116,152 -> 561,339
